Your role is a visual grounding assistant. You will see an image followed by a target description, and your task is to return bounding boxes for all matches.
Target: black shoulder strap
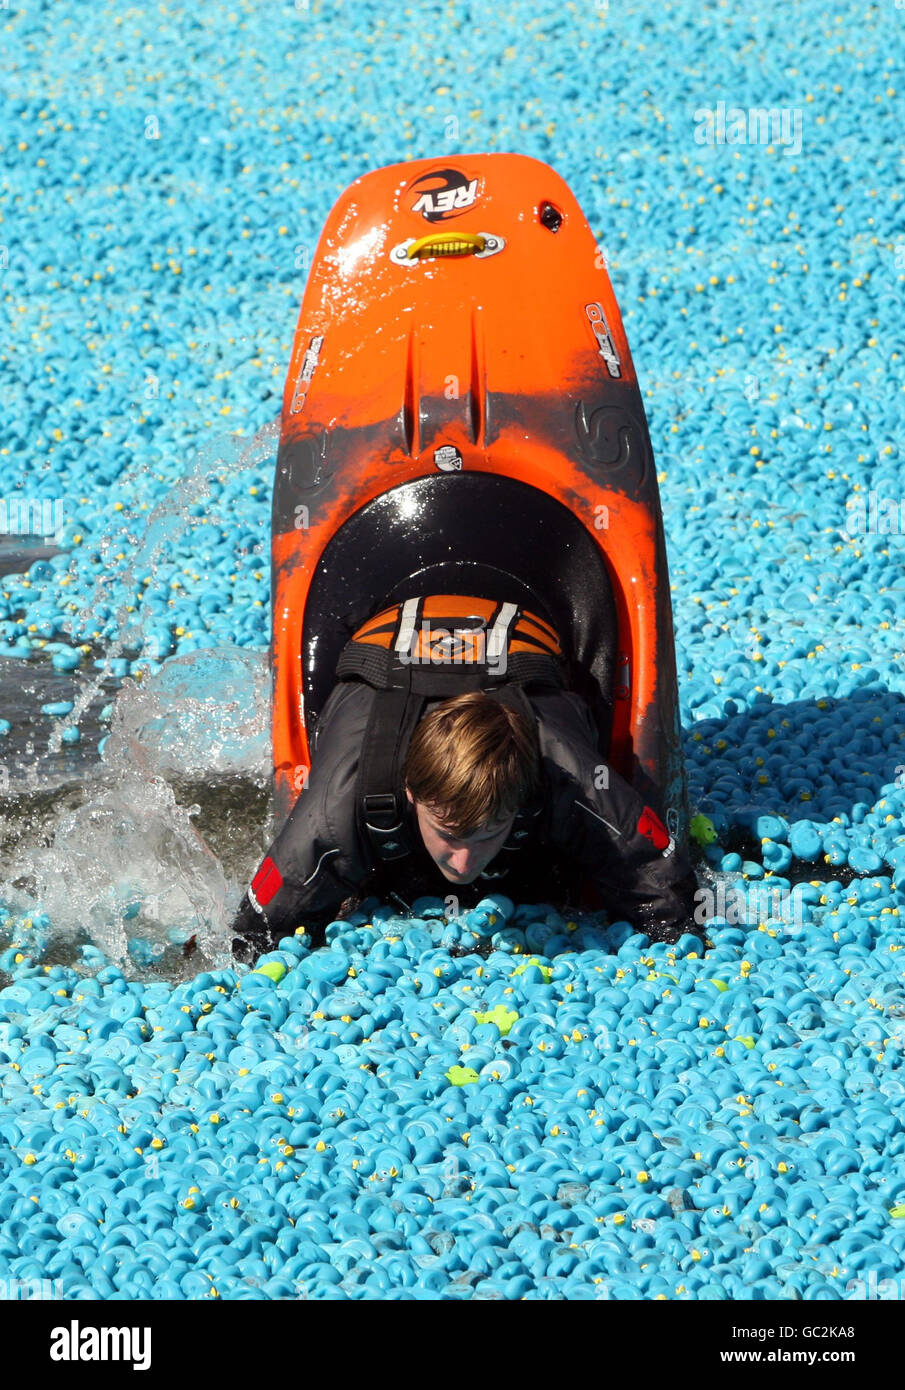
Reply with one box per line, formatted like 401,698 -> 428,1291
483,682 -> 546,838
357,676 -> 426,864
482,680 -> 535,722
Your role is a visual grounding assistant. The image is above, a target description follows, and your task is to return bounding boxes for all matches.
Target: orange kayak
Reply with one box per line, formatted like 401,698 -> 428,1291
271,153 -> 689,850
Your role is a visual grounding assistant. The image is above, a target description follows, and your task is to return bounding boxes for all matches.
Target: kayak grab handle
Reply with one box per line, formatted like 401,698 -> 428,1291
389,232 -> 506,266
406,231 -> 487,259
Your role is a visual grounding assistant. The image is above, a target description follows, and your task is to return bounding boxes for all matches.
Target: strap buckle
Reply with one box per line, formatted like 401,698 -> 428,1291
363,792 -> 402,832
362,792 -> 409,858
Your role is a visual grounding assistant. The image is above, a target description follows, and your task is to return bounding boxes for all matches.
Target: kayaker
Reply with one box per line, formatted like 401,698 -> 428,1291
231,596 -> 704,961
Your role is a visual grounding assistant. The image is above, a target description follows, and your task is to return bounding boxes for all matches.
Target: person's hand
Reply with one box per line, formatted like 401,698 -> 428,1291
230,892 -> 279,965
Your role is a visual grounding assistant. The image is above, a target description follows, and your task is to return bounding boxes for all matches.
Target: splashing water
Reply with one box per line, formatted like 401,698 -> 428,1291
101,645 -> 270,780
1,645 -> 272,978
43,418 -> 281,764
17,775 -> 230,965
0,428 -> 279,979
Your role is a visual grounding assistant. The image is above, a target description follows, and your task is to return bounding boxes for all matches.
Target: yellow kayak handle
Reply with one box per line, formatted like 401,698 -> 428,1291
406,231 -> 487,260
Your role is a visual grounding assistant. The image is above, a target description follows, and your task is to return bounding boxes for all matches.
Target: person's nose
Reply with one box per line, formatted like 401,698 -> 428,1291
446,845 -> 481,877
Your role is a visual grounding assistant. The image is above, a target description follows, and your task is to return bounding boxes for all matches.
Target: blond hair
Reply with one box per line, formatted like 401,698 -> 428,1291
402,690 -> 540,837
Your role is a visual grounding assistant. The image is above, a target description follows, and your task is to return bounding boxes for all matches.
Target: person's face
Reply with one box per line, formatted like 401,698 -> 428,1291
405,786 -> 516,884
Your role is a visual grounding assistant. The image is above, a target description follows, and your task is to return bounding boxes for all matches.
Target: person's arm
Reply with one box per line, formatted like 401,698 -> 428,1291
533,689 -> 704,946
231,682 -> 373,963
570,791 -> 702,945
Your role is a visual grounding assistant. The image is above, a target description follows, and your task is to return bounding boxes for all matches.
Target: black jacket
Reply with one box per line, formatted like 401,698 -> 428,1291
231,678 -> 702,960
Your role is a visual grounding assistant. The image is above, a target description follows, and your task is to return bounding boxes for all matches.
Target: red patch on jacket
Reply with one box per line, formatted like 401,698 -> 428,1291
252,856 -> 283,906
637,806 -> 670,851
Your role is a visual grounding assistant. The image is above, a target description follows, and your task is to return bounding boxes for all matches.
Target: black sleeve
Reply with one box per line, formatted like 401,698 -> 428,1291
532,689 -> 703,946
230,681 -> 375,962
